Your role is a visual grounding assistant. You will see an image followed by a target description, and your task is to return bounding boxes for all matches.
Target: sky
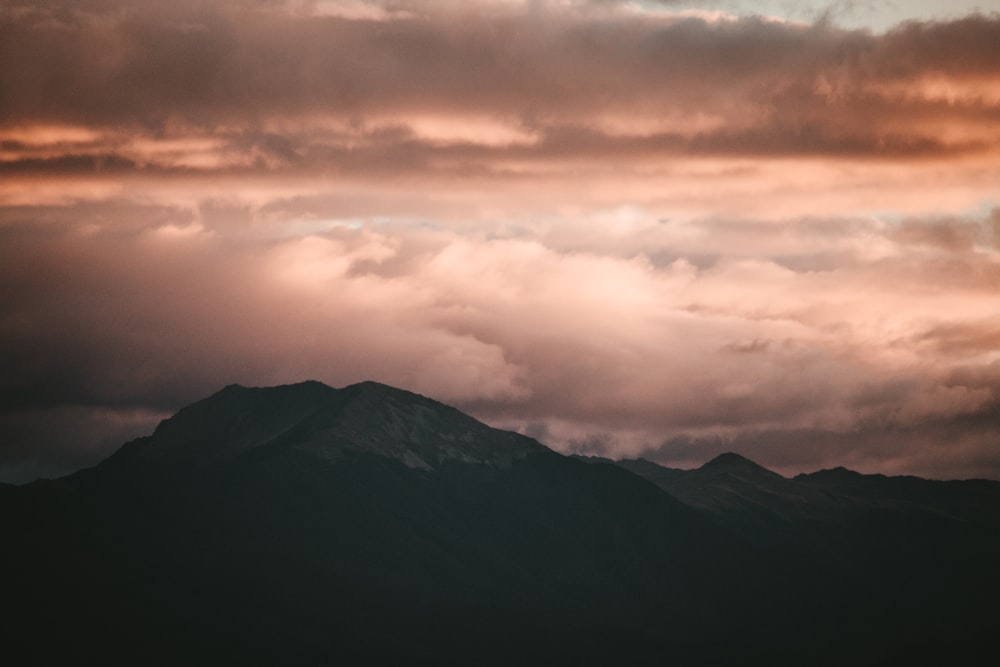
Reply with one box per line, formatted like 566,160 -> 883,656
2,0 -> 1000,483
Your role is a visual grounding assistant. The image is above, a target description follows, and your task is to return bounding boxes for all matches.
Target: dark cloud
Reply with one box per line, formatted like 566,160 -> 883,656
892,218 -> 982,252
2,1 -> 999,171
0,404 -> 166,483
915,321 -> 1000,357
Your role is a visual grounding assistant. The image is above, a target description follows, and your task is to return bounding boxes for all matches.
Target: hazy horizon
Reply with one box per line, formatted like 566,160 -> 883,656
3,0 -> 1000,483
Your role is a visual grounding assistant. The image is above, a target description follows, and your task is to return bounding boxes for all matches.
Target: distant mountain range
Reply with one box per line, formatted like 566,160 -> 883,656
4,381 -> 999,665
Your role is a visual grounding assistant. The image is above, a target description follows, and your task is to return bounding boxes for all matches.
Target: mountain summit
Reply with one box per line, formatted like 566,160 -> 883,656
114,380 -> 545,470
699,451 -> 782,477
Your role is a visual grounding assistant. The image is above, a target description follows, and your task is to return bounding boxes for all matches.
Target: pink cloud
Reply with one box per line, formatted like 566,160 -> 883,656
2,1 -> 1000,480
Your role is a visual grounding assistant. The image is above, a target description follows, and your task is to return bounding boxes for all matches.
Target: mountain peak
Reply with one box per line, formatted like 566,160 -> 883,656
795,466 -> 866,483
699,452 -> 779,477
115,380 -> 546,470
305,381 -> 546,469
199,379 -> 334,403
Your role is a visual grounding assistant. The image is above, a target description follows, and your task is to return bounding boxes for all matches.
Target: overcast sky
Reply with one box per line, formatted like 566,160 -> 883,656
3,0 -> 1000,483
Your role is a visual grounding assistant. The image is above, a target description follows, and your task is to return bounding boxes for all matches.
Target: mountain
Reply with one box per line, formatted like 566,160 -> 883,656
611,453 -> 1000,665
4,381 -> 1000,666
111,380 -> 546,469
617,452 -> 839,525
2,382 -> 785,666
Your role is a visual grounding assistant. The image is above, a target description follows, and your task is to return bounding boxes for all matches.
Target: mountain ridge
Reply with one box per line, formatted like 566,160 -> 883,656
5,381 -> 1000,666
112,379 -> 547,471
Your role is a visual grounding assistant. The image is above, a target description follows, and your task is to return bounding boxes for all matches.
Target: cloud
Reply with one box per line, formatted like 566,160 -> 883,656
3,194 -> 1000,479
1,1 -> 999,481
2,1 -> 999,175
0,404 -> 168,484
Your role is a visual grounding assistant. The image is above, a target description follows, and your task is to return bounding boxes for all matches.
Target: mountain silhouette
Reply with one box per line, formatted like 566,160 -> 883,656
113,381 -> 545,469
699,451 -> 778,474
607,452 -> 1000,665
4,381 -> 1000,666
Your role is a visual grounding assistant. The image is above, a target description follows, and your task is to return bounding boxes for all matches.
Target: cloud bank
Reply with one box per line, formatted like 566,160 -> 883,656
2,0 -> 999,481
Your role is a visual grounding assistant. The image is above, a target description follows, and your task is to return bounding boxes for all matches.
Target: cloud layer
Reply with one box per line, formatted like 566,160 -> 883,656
4,1 -> 1000,172
2,0 -> 999,481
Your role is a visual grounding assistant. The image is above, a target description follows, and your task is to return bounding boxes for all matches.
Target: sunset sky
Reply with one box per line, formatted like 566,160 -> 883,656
2,0 -> 1000,483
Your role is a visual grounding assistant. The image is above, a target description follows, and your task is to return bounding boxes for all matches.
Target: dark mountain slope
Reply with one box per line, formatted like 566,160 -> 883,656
798,465 -> 1000,525
614,453 -> 1000,665
109,380 -> 546,469
6,383 -> 1000,665
2,382 -> 798,666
